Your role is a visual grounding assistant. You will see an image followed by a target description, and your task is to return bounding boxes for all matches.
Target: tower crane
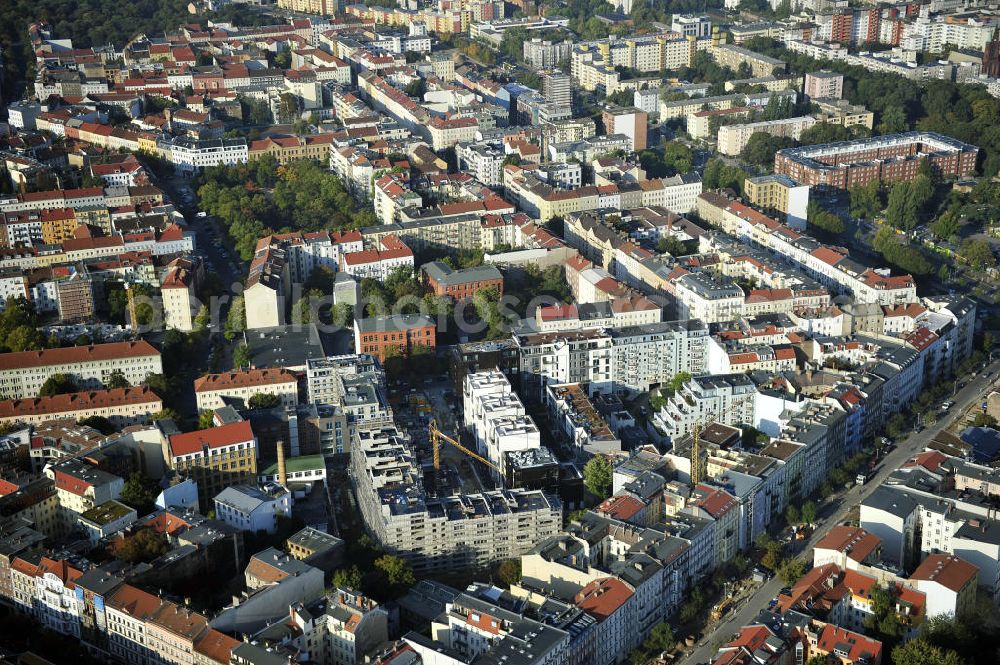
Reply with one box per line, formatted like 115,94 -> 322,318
428,419 -> 499,482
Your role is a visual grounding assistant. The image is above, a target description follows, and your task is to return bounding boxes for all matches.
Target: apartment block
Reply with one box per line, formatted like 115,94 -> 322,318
653,374 -> 757,441
775,132 -> 979,190
193,368 -> 300,412
164,421 -> 258,509
353,314 -> 436,363
0,386 -> 163,428
743,174 -> 810,230
804,70 -> 844,99
351,425 -> 561,574
0,340 -> 162,400
717,115 -> 816,156
463,370 -> 541,478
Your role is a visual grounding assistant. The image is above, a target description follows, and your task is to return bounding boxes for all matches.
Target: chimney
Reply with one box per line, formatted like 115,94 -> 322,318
276,439 -> 288,487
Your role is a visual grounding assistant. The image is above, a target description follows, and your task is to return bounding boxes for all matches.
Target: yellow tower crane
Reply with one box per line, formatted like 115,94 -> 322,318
429,419 -> 499,475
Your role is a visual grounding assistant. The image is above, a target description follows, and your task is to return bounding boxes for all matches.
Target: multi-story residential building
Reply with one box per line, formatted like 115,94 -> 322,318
743,174 -> 809,230
672,14 -> 712,37
316,589 -> 389,665
717,115 -> 816,156
244,243 -> 290,330
463,370 -> 542,477
0,386 -> 163,428
516,320 -> 709,401
9,556 -> 85,638
672,272 -> 745,323
247,134 -> 336,165
193,368 -> 299,412
683,484 -> 739,567
105,584 -> 166,665
456,142 -> 505,187
353,314 -> 436,363
523,39 -> 573,69
654,374 -> 757,441
340,235 -> 414,282
542,72 -> 573,110
160,261 -> 199,332
775,132 -> 979,190
601,107 -> 647,152
44,458 -> 124,532
213,484 -> 292,535
351,425 -> 561,574
165,421 -> 258,510
145,599 -> 210,665
698,192 -> 918,306
157,137 -> 248,174
909,554 -> 978,619
709,43 -> 787,77
0,340 -> 162,400
804,70 -> 844,99
418,587 -> 570,665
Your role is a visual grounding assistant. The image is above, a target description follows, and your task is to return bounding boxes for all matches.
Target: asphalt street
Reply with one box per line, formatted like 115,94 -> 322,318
679,356 -> 1000,665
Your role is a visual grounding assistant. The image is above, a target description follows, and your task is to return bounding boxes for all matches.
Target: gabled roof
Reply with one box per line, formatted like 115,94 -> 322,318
168,421 -> 254,457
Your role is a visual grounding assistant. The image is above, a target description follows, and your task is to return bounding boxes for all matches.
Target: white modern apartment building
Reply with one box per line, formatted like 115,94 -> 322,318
673,272 -> 745,324
516,320 -> 710,401
158,137 -> 248,174
0,340 -> 162,400
717,116 -> 816,156
654,374 -> 758,440
456,142 -> 505,187
463,370 -> 541,477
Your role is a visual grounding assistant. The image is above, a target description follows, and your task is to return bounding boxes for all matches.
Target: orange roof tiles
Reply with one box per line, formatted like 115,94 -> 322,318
0,386 -> 161,420
910,554 -> 977,592
815,526 -> 880,563
193,368 -> 297,393
168,421 -> 254,457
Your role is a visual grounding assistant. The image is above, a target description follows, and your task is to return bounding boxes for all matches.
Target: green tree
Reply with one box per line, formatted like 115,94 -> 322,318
198,410 -> 216,429
225,295 -> 246,341
118,528 -> 169,563
786,503 -> 800,525
233,343 -> 252,370
886,181 -> 919,230
645,623 -> 675,654
374,554 -> 415,591
583,456 -> 613,499
959,239 -> 997,269
5,325 -> 45,352
331,565 -> 364,590
801,500 -> 817,525
496,558 -> 522,586
77,416 -> 115,435
38,374 -> 77,397
150,408 -> 180,422
930,208 -> 961,241
248,393 -> 281,409
849,181 -> 884,220
879,105 -> 908,134
807,201 -> 845,234
105,370 -> 131,389
193,304 -> 211,333
891,640 -> 966,665
777,556 -> 806,584
120,472 -> 159,513
972,412 -> 997,428
665,371 -> 692,396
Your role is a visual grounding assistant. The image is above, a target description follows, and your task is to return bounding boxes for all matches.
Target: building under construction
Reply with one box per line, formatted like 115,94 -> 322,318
349,424 -> 562,575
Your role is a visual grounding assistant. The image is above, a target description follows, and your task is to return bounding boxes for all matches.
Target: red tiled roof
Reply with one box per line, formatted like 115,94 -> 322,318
0,387 -> 161,420
168,421 -> 254,457
574,577 -> 633,620
910,554 -> 977,592
595,495 -> 645,521
0,341 -> 158,371
193,368 -> 297,393
815,526 -> 880,563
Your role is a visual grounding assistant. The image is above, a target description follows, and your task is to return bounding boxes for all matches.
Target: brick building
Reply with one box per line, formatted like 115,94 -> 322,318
775,132 -> 978,190
353,314 -> 436,362
420,261 -> 504,301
